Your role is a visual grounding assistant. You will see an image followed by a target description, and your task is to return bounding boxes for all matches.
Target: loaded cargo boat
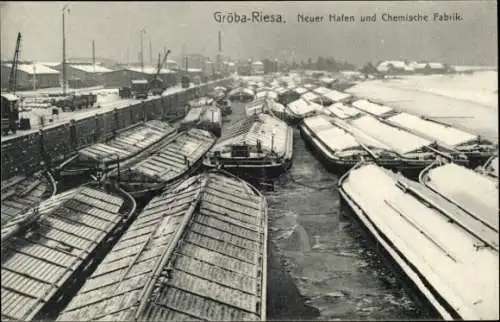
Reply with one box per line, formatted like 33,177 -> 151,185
227,87 -> 255,102
58,120 -> 177,183
57,170 -> 268,322
1,181 -> 137,321
179,104 -> 222,137
107,128 -> 216,199
384,112 -> 498,168
203,113 -> 293,181
1,170 -> 57,226
338,162 -> 499,321
335,114 -> 468,177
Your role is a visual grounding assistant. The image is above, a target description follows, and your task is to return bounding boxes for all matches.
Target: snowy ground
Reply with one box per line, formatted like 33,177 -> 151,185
346,71 -> 498,143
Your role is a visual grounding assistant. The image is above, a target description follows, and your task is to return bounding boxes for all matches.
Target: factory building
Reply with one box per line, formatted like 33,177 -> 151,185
101,66 -> 178,88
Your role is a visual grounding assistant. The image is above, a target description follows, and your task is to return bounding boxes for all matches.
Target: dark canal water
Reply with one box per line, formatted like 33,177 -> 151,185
228,100 -> 439,320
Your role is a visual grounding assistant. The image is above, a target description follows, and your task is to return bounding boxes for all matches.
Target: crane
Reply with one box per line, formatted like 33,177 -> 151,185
150,49 -> 171,95
9,32 -> 22,93
1,32 -> 22,135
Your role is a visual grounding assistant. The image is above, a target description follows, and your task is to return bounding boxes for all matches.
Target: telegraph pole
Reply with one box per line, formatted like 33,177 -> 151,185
149,40 -> 153,66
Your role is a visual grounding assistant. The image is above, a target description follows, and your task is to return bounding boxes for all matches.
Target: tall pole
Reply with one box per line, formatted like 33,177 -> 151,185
149,40 -> 153,66
92,40 -> 96,83
62,4 -> 70,95
140,28 -> 146,73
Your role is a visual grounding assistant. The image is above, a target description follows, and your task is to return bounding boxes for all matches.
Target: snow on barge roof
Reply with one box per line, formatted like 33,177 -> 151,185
77,120 -> 176,164
339,163 -> 499,320
286,98 -> 322,117
57,171 -> 268,321
386,112 -> 479,148
1,185 -> 133,321
420,163 -> 498,232
324,102 -> 363,119
323,90 -> 352,103
348,115 -> 432,155
352,99 -> 394,117
115,128 -> 216,184
303,115 -> 359,152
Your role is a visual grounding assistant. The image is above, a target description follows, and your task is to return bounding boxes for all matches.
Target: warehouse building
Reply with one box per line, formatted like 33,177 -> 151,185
101,66 -> 178,88
1,62 -> 60,90
50,63 -> 113,87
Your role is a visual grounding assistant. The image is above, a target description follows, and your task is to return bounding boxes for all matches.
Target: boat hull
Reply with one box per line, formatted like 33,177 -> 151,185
299,125 -> 432,180
337,183 -> 447,320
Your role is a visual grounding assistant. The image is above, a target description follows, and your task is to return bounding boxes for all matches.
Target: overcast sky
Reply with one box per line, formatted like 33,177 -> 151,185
1,1 -> 497,66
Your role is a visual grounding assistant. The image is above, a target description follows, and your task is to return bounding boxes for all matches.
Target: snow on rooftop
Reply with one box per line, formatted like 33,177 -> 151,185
125,66 -> 175,74
313,86 -> 331,96
287,98 -> 321,117
428,62 -> 445,69
69,64 -> 113,73
1,93 -> 19,101
302,91 -> 319,101
349,115 -> 431,155
423,163 -> 499,231
325,102 -> 362,119
304,115 -> 359,152
303,83 -> 316,89
294,87 -> 309,95
324,90 -> 352,102
342,163 -> 499,320
387,112 -> 478,147
5,63 -> 59,75
352,99 -> 393,116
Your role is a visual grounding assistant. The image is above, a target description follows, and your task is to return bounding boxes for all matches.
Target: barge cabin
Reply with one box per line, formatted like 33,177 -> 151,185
59,120 -> 177,181
56,170 -> 268,322
338,162 -> 499,321
385,112 -> 498,168
285,98 -> 322,124
1,182 -> 137,321
179,104 -> 222,137
108,128 -> 216,198
203,113 -> 293,181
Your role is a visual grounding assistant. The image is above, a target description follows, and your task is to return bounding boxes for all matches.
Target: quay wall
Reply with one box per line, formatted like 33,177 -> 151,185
1,79 -> 232,181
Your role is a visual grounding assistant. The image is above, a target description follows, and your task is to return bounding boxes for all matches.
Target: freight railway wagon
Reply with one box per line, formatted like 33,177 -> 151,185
52,94 -> 98,112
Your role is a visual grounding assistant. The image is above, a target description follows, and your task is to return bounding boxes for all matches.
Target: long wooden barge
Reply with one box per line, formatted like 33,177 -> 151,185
58,120 -> 177,180
108,128 -> 217,198
1,182 -> 137,321
351,99 -> 399,118
337,114 -> 469,177
284,98 -> 322,124
180,104 -> 222,137
1,170 -> 57,226
56,170 -> 268,322
384,112 -> 497,168
339,162 -> 499,321
203,113 -> 293,181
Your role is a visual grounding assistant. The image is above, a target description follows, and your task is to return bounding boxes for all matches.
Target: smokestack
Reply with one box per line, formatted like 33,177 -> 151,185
185,57 -> 188,72
92,40 -> 96,73
218,30 -> 222,53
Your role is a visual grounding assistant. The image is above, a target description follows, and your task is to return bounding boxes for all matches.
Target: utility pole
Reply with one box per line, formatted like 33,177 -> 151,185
126,47 -> 129,66
92,40 -> 96,83
62,3 -> 70,95
140,28 -> 146,73
149,40 -> 153,66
